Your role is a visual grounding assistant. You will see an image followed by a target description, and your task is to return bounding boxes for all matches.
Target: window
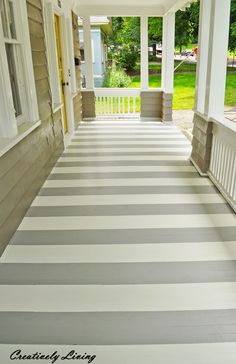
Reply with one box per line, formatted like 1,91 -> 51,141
0,0 -> 39,139
1,0 -> 25,123
80,45 -> 85,62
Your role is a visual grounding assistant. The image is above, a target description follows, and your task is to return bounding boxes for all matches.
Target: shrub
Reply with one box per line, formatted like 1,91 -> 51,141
103,68 -> 131,88
148,54 -> 158,62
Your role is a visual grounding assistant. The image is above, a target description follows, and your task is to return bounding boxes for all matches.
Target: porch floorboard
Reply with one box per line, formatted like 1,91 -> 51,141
1,119 -> 236,363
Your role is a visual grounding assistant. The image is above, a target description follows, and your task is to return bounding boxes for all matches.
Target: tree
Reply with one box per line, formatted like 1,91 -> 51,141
148,17 -> 162,54
229,0 -> 236,53
107,17 -> 140,71
175,1 -> 200,52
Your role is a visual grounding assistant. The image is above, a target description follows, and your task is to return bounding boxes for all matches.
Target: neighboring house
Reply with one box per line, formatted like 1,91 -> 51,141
79,17 -> 111,87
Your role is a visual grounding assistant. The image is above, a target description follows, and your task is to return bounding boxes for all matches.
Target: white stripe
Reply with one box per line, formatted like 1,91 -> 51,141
1,343 -> 236,364
1,282 -> 236,312
73,135 -> 186,140
2,241 -> 236,263
52,166 -> 196,173
18,214 -> 236,231
76,130 -> 181,134
32,194 -> 226,206
60,155 -> 188,161
76,125 -> 180,129
79,122 -> 175,126
65,147 -> 191,153
70,140 -> 189,145
43,178 -> 212,188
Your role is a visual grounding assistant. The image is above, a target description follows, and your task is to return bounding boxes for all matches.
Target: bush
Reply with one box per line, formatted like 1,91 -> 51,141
103,68 -> 131,88
148,54 -> 158,62
118,46 -> 139,71
108,45 -> 139,72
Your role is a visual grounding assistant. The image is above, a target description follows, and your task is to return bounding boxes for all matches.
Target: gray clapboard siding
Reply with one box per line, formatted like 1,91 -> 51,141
0,0 -> 64,255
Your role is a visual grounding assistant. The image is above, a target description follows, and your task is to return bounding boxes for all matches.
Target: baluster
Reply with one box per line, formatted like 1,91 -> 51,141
128,97 -> 130,114
104,96 -> 107,114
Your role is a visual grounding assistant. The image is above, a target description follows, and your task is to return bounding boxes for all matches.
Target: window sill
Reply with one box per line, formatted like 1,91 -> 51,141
53,103 -> 63,113
0,120 -> 41,158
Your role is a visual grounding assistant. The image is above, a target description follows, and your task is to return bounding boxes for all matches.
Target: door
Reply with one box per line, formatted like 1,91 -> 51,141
54,14 -> 68,133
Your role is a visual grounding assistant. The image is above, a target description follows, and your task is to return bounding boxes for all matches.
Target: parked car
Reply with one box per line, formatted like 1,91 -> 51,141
181,49 -> 194,57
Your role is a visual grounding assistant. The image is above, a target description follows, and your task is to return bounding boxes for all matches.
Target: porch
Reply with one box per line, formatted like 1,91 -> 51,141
1,118 -> 236,363
0,0 -> 236,361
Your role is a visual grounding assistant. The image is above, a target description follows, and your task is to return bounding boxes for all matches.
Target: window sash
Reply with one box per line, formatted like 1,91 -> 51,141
0,0 -> 39,138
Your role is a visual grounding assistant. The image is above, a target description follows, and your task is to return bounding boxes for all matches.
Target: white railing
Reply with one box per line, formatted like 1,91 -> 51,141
95,88 -> 140,117
209,122 -> 236,211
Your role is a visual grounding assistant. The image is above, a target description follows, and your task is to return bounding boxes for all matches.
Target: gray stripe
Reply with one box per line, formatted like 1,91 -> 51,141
48,171 -> 200,180
1,310 -> 236,344
27,204 -> 232,217
63,151 -> 191,157
39,186 -> 218,196
67,144 -> 190,149
56,160 -> 191,167
71,138 -> 187,142
1,261 -> 236,285
11,227 -> 236,245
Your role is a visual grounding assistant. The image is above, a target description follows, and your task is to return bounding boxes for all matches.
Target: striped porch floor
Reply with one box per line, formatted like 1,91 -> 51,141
1,119 -> 236,363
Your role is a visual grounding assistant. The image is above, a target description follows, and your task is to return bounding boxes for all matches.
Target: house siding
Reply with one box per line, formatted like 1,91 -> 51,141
0,0 -> 64,255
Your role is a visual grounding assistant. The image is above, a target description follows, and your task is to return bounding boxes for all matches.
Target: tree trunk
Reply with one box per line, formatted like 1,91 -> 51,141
152,43 -> 157,56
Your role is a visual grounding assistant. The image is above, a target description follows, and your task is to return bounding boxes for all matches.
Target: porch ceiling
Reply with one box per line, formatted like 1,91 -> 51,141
75,0 -> 195,16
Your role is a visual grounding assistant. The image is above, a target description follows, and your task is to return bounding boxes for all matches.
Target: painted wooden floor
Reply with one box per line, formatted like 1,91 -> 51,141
1,119 -> 236,363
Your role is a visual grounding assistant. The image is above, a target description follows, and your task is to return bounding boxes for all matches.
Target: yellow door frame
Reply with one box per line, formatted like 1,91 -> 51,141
54,14 -> 68,134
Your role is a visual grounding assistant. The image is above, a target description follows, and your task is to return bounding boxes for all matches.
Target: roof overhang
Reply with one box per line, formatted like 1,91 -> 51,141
74,0 -> 195,17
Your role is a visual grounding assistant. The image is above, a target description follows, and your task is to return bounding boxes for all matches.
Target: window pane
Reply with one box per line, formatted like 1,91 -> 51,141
0,0 -> 8,37
8,0 -> 16,39
5,44 -> 22,117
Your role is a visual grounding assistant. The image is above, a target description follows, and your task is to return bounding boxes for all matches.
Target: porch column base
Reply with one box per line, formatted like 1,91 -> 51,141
190,112 -> 213,174
162,93 -> 173,122
81,90 -> 96,120
140,91 -> 162,120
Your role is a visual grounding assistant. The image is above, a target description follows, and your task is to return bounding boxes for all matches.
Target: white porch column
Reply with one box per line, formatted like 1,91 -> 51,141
82,16 -> 94,89
191,0 -> 231,174
194,0 -> 211,115
161,12 -> 175,94
204,0 -> 231,119
161,12 -> 175,121
195,0 -> 231,119
140,16 -> 149,89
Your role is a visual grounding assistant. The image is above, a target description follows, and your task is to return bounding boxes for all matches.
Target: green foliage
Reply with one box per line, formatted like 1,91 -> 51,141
148,54 -> 158,62
148,17 -> 162,43
229,0 -> 236,52
103,67 -> 132,88
175,1 -> 200,51
107,17 -> 140,71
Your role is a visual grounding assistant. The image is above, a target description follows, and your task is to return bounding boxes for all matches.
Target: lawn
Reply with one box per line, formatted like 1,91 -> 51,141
129,71 -> 236,110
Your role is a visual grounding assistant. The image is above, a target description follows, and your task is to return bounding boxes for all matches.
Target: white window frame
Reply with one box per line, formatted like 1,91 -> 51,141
0,0 -> 39,139
67,15 -> 77,94
42,1 -> 61,108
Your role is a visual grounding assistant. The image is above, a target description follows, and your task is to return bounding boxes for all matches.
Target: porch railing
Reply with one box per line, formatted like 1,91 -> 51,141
95,88 -> 140,117
209,122 -> 236,211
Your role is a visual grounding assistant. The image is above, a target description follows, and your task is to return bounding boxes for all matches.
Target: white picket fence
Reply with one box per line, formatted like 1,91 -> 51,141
95,88 -> 140,117
209,122 -> 236,211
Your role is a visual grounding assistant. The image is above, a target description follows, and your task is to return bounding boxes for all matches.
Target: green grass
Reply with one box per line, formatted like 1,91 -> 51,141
129,72 -> 236,110
135,60 -> 197,73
